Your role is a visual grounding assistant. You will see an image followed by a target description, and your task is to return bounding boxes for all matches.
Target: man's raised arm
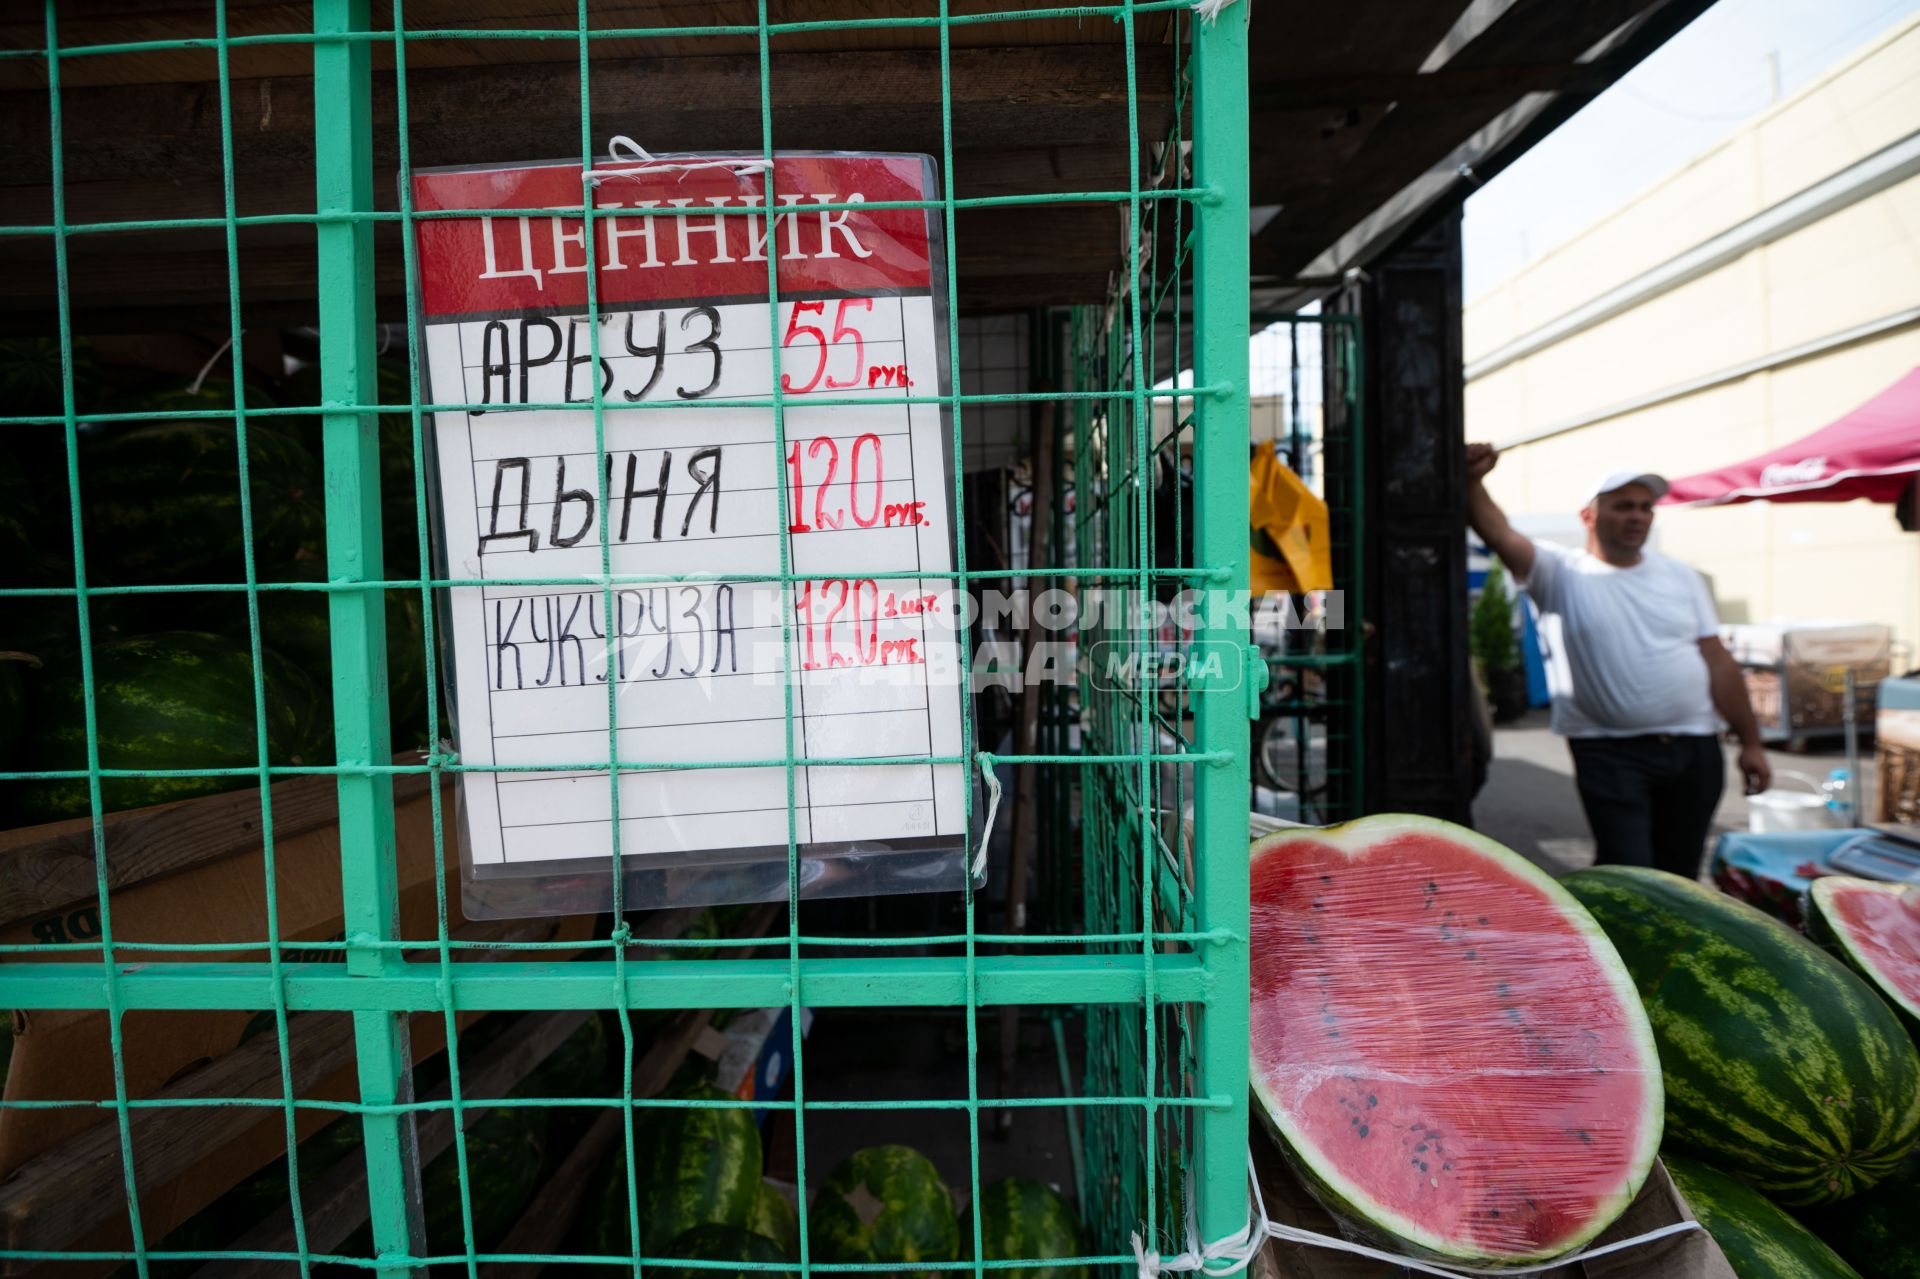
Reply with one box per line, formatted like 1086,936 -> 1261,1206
1466,443 -> 1535,582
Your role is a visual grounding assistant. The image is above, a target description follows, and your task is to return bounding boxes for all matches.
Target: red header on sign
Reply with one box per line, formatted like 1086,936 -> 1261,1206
410,154 -> 935,320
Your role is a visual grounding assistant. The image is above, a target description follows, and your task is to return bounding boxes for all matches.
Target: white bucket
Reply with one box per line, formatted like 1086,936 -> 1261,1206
1748,771 -> 1836,834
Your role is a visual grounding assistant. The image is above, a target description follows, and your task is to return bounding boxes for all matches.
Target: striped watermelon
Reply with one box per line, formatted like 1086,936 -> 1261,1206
79,420 -> 324,587
808,1145 -> 959,1277
658,1224 -> 794,1279
747,1181 -> 799,1258
1807,877 -> 1920,1038
1563,866 -> 1920,1205
18,631 -> 329,822
595,1084 -> 761,1255
960,1178 -> 1087,1279
1664,1155 -> 1862,1279
421,1104 -> 547,1256
1250,816 -> 1662,1266
1799,1152 -> 1919,1279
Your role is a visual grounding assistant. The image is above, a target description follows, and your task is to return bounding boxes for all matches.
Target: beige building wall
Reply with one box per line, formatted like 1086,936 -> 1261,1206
1466,16 -> 1920,661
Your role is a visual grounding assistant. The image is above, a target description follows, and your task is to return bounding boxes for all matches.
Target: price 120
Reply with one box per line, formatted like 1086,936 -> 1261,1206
794,579 -> 926,670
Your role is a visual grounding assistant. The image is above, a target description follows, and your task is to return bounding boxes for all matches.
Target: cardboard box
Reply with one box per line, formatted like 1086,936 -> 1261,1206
0,774 -> 597,1269
1252,1135 -> 1734,1278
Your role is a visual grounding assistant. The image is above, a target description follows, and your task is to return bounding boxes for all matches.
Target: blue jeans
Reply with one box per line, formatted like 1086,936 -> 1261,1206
1567,733 -> 1725,878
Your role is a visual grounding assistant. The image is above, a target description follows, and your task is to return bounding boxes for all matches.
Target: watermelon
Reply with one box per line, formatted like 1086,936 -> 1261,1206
747,1181 -> 800,1258
1563,866 -> 1920,1205
657,1224 -> 794,1279
1799,1152 -> 1919,1279
18,631 -> 329,822
594,1084 -> 762,1255
960,1178 -> 1086,1279
807,1144 -> 959,1277
1248,815 -> 1662,1266
422,1104 -> 548,1256
78,419 -> 324,587
1664,1155 -> 1862,1279
1807,877 -> 1920,1037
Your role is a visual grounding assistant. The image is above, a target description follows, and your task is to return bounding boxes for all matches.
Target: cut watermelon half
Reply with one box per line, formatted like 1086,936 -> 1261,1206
1808,877 -> 1920,1033
1249,815 -> 1663,1267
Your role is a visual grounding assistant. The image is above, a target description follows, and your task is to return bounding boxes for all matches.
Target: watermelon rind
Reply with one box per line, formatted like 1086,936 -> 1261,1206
1807,876 -> 1920,1038
1563,866 -> 1920,1205
1249,813 -> 1663,1266
808,1144 -> 959,1278
1664,1154 -> 1862,1279
747,1181 -> 800,1258
18,631 -> 328,821
422,1103 -> 548,1257
1798,1152 -> 1920,1279
657,1224 -> 795,1279
594,1084 -> 761,1255
959,1177 -> 1088,1279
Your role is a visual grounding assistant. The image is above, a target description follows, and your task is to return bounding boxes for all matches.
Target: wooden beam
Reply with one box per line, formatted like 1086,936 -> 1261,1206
1252,62 -> 1603,111
0,762 -> 437,933
0,46 -> 1172,193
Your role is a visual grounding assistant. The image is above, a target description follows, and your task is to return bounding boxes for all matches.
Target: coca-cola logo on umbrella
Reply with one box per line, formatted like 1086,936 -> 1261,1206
1759,455 -> 1827,487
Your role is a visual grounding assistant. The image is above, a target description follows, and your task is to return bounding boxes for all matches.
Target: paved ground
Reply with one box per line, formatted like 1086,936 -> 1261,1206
1472,708 -> 1878,876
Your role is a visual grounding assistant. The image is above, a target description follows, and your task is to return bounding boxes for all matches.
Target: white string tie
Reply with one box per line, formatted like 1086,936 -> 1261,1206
971,753 -> 1002,881
1127,1152 -> 1701,1278
584,135 -> 774,187
1192,0 -> 1242,21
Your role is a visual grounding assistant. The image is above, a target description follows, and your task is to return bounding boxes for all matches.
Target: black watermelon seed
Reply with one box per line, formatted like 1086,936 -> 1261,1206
1443,1163 -> 1452,1171
1465,950 -> 1477,960
1414,1145 -> 1427,1153
1418,1162 -> 1428,1173
1490,1209 -> 1500,1219
1478,917 -> 1489,925
1358,1125 -> 1369,1138
1367,1094 -> 1377,1107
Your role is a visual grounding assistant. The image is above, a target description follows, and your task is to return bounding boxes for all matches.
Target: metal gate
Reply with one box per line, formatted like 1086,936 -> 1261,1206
1,2 -> 1252,1274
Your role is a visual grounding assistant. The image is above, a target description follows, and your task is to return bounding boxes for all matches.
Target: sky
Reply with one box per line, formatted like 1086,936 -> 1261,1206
1463,0 -> 1920,300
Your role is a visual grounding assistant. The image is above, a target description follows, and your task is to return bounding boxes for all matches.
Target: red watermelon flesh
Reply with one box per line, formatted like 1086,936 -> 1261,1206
1249,815 -> 1662,1266
1809,877 -> 1920,1027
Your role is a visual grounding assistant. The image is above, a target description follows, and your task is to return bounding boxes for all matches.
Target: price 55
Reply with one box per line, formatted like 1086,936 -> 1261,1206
779,298 -> 873,394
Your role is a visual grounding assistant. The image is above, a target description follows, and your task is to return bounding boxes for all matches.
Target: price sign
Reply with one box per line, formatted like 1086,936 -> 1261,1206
410,153 -> 969,917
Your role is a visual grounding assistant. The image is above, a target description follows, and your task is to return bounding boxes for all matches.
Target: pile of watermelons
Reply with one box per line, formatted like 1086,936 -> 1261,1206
1563,867 -> 1920,1279
1245,816 -> 1920,1279
590,1123 -> 1087,1279
133,1007 -> 1090,1278
1,338 -> 441,827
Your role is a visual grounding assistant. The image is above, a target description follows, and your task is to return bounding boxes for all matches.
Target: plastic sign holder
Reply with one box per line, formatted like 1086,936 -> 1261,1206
409,152 -> 970,918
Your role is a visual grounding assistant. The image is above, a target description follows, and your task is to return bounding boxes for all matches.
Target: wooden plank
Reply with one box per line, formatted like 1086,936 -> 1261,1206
0,2 -> 1174,91
189,1006 -> 592,1279
0,47 -> 1172,191
0,1005 -> 360,1258
0,764 -> 436,933
195,903 -> 779,1278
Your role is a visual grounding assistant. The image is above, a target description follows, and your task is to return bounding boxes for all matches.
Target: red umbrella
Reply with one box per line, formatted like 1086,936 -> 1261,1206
1662,366 -> 1920,507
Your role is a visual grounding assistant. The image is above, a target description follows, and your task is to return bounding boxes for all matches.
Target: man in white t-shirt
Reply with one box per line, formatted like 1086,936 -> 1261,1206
1465,444 -> 1770,877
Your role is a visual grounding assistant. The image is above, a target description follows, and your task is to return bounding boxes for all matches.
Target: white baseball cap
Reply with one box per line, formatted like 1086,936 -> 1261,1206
1586,469 -> 1669,504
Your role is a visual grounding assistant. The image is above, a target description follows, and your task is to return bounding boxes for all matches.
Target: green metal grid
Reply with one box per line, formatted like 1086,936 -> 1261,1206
0,2 -> 1251,1275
